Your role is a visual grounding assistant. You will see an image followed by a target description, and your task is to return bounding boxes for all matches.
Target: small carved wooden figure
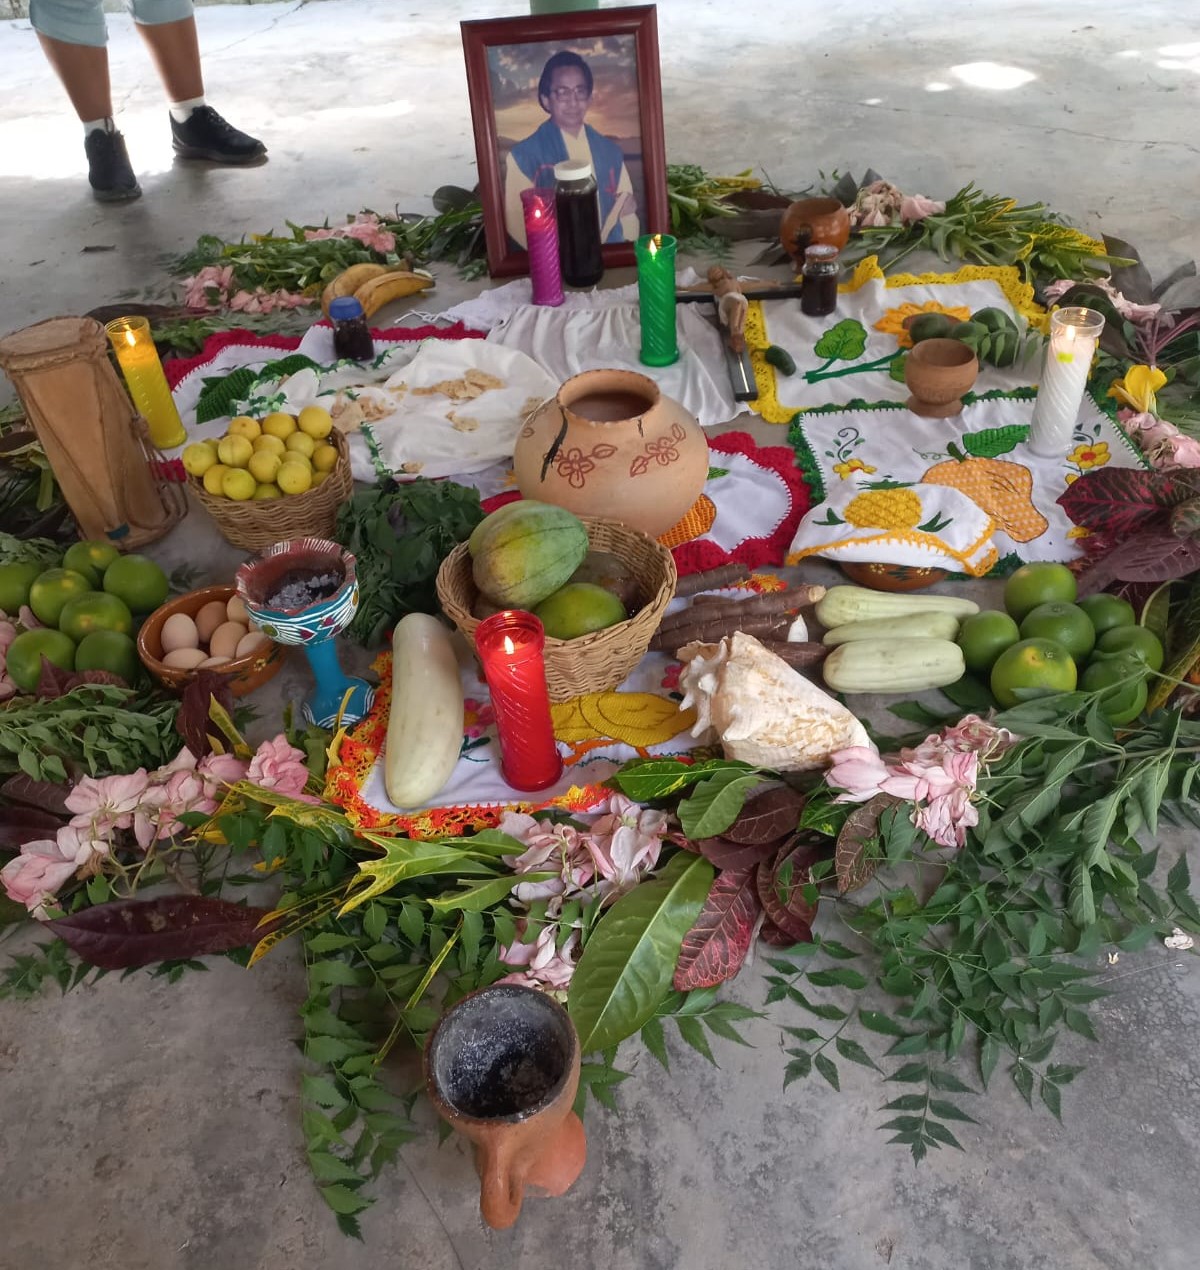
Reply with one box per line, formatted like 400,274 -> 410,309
707,265 -> 748,353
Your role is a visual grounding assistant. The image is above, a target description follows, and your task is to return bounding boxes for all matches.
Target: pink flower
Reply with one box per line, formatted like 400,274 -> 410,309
498,926 -> 579,992
857,203 -> 891,229
899,193 -> 945,223
938,714 -> 1015,760
198,751 -> 250,797
583,794 -> 668,896
66,769 -> 151,834
462,697 -> 496,740
497,811 -> 595,901
247,735 -> 311,796
18,605 -> 41,630
304,213 -> 395,255
826,746 -> 890,801
660,662 -> 682,693
1042,278 -> 1162,327
1122,411 -> 1200,469
1,839 -> 78,917
0,619 -> 16,702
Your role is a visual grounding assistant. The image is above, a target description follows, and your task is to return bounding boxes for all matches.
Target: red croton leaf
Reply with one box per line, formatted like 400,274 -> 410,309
48,896 -> 275,969
756,840 -> 819,944
835,793 -> 897,894
673,868 -> 763,991
0,807 -> 66,851
1077,533 -> 1200,595
724,785 -> 807,845
760,920 -> 804,948
1,774 -> 73,816
176,672 -> 236,759
1056,467 -> 1196,537
694,834 -> 784,872
35,657 -> 127,699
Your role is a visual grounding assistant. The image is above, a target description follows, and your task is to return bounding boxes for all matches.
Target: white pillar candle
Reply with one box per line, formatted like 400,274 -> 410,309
1028,307 -> 1106,458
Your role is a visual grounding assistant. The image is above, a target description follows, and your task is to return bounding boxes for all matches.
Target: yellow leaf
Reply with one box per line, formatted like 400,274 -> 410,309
578,692 -> 697,748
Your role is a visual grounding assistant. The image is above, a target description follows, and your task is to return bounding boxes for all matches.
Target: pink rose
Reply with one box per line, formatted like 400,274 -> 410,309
198,751 -> 250,794
899,193 -> 946,223
2,839 -> 78,916
247,734 -> 311,796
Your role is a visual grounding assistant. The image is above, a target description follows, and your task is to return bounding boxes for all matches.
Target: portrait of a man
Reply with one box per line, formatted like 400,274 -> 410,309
488,37 -> 644,252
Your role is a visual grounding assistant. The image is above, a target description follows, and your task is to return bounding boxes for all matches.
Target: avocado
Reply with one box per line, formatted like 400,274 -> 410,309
906,313 -> 955,344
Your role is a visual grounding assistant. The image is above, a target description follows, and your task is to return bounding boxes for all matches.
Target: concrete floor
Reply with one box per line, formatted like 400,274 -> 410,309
1,3 -> 1199,1268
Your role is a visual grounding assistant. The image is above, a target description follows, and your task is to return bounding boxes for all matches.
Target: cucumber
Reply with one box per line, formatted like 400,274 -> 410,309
822,611 -> 962,647
764,345 -> 797,376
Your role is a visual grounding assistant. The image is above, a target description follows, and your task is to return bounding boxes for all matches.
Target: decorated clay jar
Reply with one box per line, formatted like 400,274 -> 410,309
513,368 -> 709,539
779,197 -> 852,265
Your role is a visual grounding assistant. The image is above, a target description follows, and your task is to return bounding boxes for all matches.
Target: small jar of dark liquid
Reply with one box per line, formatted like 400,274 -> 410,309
329,296 -> 375,361
800,244 -> 841,318
554,159 -> 604,288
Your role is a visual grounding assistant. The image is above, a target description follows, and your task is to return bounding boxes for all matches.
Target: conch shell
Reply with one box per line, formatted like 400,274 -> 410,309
678,631 -> 870,771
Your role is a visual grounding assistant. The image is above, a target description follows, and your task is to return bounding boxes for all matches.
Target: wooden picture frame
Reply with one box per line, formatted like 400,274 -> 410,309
461,4 -> 669,279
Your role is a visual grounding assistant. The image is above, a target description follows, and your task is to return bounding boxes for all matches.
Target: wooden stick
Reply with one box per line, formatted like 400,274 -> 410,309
656,585 -> 826,637
755,640 -> 830,668
650,613 -> 789,653
674,563 -> 751,597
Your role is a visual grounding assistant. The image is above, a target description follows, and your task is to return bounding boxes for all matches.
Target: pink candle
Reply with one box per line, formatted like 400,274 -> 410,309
475,611 -> 563,792
521,189 -> 565,308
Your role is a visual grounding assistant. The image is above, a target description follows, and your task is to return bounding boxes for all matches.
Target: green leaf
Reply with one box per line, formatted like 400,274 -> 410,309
888,1061 -> 929,1084
305,1035 -> 372,1063
306,933 -> 358,954
788,989 -> 848,1021
808,967 -> 868,990
429,871 -> 555,912
881,1094 -> 927,1112
784,1052 -> 812,1087
677,769 -> 764,839
1063,1008 -> 1099,1041
859,1009 -> 908,1037
923,1120 -> 964,1151
1011,1061 -> 1035,1106
640,1016 -> 670,1070
928,1098 -> 978,1124
1069,861 -> 1096,929
782,1025 -> 822,1043
675,1015 -> 717,1065
398,903 -> 424,946
307,1151 -> 365,1185
929,1069 -> 976,1094
814,1053 -> 840,1090
319,1183 -> 372,1216
309,960 -> 369,989
835,1036 -> 881,1071
613,757 -> 753,803
302,1075 -> 347,1109
568,853 -> 715,1053
1040,1078 -> 1064,1122
362,903 -> 387,944
341,835 -> 500,915
961,424 -> 1030,459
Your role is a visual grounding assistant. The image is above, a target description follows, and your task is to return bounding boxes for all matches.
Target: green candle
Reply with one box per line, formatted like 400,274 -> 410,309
636,233 -> 679,367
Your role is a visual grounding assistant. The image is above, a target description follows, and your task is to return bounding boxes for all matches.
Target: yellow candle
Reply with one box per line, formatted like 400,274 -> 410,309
105,316 -> 186,450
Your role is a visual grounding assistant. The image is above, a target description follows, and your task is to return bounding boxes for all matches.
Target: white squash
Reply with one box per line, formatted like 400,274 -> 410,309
815,585 -> 978,629
384,614 -> 464,808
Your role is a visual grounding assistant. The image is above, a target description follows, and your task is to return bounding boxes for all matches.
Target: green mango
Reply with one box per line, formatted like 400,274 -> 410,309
907,313 -> 956,344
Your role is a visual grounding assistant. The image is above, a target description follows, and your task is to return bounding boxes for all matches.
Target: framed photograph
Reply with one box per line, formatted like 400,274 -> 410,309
461,4 -> 669,278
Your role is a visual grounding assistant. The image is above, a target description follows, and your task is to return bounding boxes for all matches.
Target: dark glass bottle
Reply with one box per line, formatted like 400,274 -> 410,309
554,159 -> 604,288
329,296 -> 375,361
801,244 -> 841,318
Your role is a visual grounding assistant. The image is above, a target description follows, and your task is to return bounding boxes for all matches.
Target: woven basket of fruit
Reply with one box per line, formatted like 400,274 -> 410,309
437,511 -> 676,702
137,584 -> 286,696
185,409 -> 352,553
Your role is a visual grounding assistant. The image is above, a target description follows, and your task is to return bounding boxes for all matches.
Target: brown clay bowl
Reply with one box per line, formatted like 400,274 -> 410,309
780,197 -> 852,263
840,562 -> 950,592
137,583 -> 287,698
904,339 -> 979,418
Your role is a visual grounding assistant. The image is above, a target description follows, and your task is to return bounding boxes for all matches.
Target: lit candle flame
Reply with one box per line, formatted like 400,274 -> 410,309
648,234 -> 661,257
125,329 -> 137,347
503,635 -> 515,655
1066,324 -> 1076,342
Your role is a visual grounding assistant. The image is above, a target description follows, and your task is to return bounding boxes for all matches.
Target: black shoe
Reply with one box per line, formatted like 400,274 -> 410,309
85,125 -> 141,203
170,105 -> 266,164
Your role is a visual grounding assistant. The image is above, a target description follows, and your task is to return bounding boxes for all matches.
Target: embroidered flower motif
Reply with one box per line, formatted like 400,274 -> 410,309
833,457 -> 878,479
660,662 -> 682,693
874,301 -> 971,348
1068,441 -> 1110,470
1066,526 -> 1091,539
463,697 -> 496,740
1064,472 -> 1079,486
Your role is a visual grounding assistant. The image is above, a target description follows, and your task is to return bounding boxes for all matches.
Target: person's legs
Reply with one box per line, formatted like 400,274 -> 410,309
132,14 -> 203,103
29,0 -> 140,202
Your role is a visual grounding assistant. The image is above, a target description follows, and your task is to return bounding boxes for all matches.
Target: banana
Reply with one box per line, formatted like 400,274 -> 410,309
320,263 -> 392,316
353,270 -> 435,320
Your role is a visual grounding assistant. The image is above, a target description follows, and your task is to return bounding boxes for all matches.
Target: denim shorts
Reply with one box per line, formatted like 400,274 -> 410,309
29,0 -> 196,47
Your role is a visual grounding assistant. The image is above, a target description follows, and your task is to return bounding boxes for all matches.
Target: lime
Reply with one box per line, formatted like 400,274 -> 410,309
907,313 -> 955,345
217,434 -> 254,468
75,629 -> 140,683
103,554 -> 169,614
5,627 -> 76,692
1078,593 -> 1136,639
0,561 -> 45,616
1081,655 -> 1148,724
261,412 -> 297,440
957,609 -> 1021,675
63,540 -> 121,584
1003,562 -> 1077,622
1019,601 -> 1096,661
285,431 -> 316,459
29,568 -> 93,627
202,463 -> 229,495
534,583 -> 627,640
253,434 -> 286,457
298,405 -> 334,439
990,637 -> 1077,708
248,451 -> 281,484
227,416 -> 262,442
181,442 -> 219,478
1094,625 -> 1164,672
221,468 -> 257,501
277,461 -> 313,495
59,591 -> 134,642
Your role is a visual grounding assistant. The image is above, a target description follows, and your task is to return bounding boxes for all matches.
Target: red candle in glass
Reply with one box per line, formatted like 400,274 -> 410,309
474,611 -> 563,792
521,188 -> 565,308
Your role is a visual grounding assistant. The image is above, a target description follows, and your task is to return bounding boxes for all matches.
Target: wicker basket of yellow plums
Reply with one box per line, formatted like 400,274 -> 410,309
183,406 -> 352,552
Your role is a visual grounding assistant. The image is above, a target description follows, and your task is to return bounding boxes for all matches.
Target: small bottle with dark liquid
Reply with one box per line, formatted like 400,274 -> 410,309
800,244 -> 841,318
328,296 -> 375,361
554,159 -> 604,288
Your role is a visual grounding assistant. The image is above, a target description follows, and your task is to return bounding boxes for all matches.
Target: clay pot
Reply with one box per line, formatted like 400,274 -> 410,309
425,984 -> 586,1230
513,368 -> 709,539
840,562 -> 949,592
904,339 -> 979,418
779,197 -> 852,263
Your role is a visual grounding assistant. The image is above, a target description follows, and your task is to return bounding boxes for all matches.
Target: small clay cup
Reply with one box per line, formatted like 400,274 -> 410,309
425,984 -> 586,1230
780,197 -> 852,263
904,339 -> 979,418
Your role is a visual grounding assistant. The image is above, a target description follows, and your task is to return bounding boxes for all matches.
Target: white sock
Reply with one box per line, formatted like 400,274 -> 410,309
83,117 -> 113,136
169,95 -> 206,124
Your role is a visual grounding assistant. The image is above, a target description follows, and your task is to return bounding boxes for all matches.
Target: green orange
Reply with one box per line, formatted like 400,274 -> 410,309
74,629 -> 140,684
990,637 -> 1077,708
1018,601 -> 1095,661
102,554 -> 169,614
0,561 -> 44,616
5,628 -> 76,693
1003,562 -> 1077,622
28,568 -> 93,627
957,610 -> 1021,675
1093,625 -> 1164,672
1081,654 -> 1148,724
1077,593 -> 1136,639
58,592 -> 134,643
63,540 -> 121,585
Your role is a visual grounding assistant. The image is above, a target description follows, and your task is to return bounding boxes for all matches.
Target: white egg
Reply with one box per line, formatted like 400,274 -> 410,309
195,600 -> 229,646
234,631 -> 270,660
197,655 -> 232,669
162,646 -> 207,671
160,612 -> 200,655
209,620 -> 248,661
226,594 -> 249,624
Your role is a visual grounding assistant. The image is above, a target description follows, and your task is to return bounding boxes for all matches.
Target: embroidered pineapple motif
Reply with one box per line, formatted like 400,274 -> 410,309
843,488 -> 924,531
